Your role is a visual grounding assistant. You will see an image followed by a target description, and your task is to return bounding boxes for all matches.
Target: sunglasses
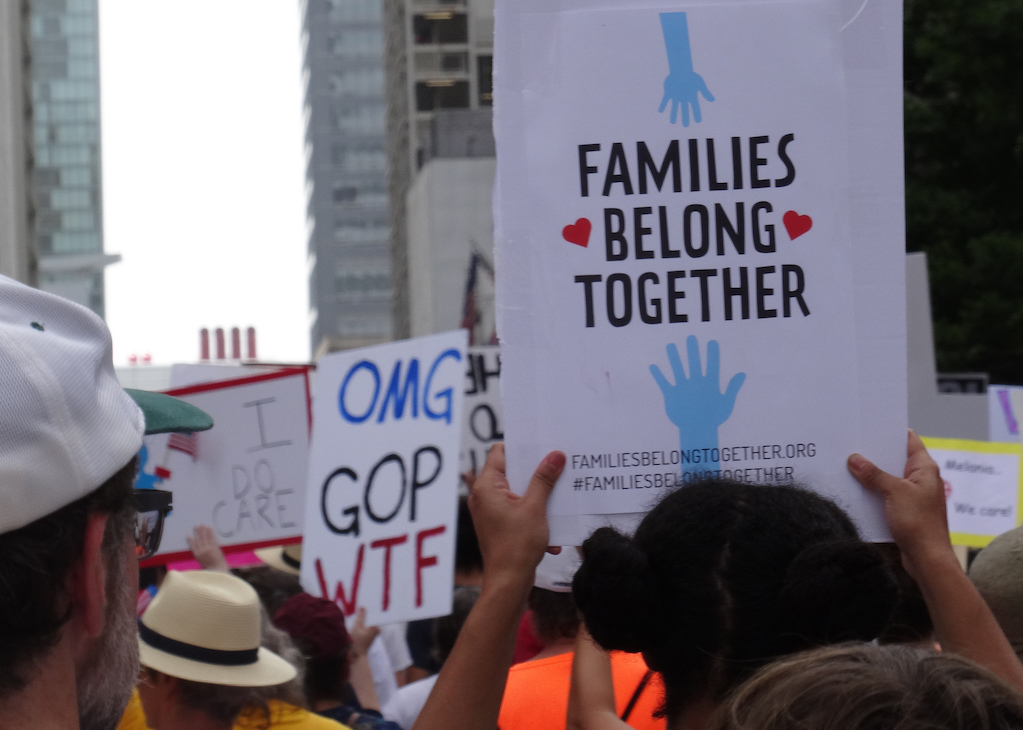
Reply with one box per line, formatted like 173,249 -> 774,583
134,489 -> 172,561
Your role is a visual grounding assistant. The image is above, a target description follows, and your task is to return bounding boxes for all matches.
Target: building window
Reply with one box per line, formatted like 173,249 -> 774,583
328,67 -> 385,96
413,13 -> 468,45
330,147 -> 387,172
333,186 -> 358,204
327,0 -> 382,22
415,80 -> 469,111
478,55 -> 493,106
331,104 -> 386,134
328,28 -> 383,55
334,270 -> 391,296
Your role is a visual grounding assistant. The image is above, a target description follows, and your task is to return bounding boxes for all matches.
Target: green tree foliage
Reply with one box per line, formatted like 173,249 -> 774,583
904,0 -> 1023,383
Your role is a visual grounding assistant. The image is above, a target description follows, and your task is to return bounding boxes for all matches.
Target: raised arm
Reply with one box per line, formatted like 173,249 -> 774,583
412,444 -> 565,730
568,623 -> 631,730
187,524 -> 230,572
848,430 -> 1023,691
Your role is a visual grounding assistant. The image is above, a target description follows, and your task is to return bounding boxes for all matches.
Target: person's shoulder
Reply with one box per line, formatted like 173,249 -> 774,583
115,688 -> 151,730
507,651 -> 575,678
242,701 -> 351,730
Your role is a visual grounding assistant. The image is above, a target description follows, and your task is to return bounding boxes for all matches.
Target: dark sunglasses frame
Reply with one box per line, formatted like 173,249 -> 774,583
134,488 -> 172,561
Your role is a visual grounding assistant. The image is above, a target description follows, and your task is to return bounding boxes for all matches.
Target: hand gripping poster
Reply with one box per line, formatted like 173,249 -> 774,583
494,0 -> 907,543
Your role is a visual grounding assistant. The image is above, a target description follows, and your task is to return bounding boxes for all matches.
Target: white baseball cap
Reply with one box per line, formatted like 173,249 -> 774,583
0,275 -> 144,534
534,548 -> 582,593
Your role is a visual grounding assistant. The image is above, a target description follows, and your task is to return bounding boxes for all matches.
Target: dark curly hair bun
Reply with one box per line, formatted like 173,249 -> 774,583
778,540 -> 899,646
573,527 -> 660,653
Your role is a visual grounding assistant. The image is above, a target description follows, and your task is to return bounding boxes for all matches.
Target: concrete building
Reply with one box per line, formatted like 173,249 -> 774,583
0,1 -> 36,285
385,0 -> 494,339
28,0 -> 119,316
302,0 -> 393,354
407,112 -> 495,340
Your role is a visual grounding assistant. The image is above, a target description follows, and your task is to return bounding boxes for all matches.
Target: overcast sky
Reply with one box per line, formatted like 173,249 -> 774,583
100,0 -> 310,366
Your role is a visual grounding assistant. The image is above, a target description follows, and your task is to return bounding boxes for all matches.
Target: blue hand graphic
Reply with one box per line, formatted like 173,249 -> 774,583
134,443 -> 165,490
650,336 -> 745,469
659,13 -> 714,127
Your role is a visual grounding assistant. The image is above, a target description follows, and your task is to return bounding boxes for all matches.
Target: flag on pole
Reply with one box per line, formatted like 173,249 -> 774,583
167,432 -> 199,460
461,252 -> 481,345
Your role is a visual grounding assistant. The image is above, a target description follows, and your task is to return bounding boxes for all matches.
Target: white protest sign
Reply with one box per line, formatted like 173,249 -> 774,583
494,0 -> 906,543
139,368 -> 312,563
301,331 -> 468,625
921,437 -> 1023,547
990,385 -> 1023,443
170,363 -> 286,389
461,346 -> 503,475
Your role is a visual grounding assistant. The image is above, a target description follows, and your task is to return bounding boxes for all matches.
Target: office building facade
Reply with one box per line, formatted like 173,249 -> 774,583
384,0 -> 494,339
0,1 -> 35,285
302,0 -> 393,353
28,0 -> 118,316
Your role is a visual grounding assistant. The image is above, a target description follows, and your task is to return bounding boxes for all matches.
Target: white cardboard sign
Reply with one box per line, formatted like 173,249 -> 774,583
990,385 -> 1023,443
922,437 -> 1023,547
461,346 -> 504,475
139,368 -> 312,562
494,0 -> 906,543
300,331 -> 468,625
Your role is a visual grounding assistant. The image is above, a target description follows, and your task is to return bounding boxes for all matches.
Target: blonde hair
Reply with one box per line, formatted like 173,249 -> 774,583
710,644 -> 1023,730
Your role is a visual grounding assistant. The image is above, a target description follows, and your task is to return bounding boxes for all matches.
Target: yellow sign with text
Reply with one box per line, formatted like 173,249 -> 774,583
922,437 -> 1023,548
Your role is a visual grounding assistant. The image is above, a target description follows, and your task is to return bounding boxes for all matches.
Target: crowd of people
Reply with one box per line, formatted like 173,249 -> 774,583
4,275 -> 1023,730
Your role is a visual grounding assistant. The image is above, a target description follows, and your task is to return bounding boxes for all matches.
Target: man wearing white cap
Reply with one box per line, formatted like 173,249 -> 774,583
0,276 -> 212,730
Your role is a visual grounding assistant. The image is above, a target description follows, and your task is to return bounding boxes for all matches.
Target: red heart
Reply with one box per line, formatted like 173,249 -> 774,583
783,210 -> 813,240
562,218 -> 591,247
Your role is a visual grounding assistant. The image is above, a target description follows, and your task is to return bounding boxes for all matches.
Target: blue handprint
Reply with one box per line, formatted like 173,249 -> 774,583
134,443 -> 165,490
650,336 -> 744,468
659,13 -> 714,127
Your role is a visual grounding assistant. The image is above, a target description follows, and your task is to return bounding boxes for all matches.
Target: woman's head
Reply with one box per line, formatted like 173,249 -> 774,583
708,644 -> 1023,730
572,479 -> 898,716
272,593 -> 353,706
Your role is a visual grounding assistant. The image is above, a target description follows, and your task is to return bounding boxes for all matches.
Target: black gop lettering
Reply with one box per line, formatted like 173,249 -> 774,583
321,467 -> 360,536
322,447 -> 448,535
410,446 -> 442,521
364,453 -> 406,524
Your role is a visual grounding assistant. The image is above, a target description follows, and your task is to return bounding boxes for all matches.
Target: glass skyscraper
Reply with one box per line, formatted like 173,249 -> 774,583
28,0 -> 117,317
303,0 -> 393,353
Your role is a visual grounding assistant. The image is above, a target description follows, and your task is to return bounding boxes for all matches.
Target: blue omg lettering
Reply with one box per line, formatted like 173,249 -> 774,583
338,348 -> 462,425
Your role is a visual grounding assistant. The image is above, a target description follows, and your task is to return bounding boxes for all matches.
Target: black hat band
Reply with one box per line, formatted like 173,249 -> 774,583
139,620 -> 259,666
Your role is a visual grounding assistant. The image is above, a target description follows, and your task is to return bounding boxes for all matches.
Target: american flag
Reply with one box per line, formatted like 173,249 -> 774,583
461,252 -> 481,345
167,432 -> 199,460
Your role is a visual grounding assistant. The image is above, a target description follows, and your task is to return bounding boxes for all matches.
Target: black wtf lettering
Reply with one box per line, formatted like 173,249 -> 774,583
320,446 -> 447,538
469,404 -> 503,443
244,397 -> 293,452
464,351 -> 501,395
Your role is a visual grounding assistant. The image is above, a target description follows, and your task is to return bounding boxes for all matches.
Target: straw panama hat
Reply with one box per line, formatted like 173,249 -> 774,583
138,571 -> 297,687
254,543 -> 303,576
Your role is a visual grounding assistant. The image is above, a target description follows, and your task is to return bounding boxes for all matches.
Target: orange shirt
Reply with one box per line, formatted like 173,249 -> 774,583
498,651 -> 665,730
